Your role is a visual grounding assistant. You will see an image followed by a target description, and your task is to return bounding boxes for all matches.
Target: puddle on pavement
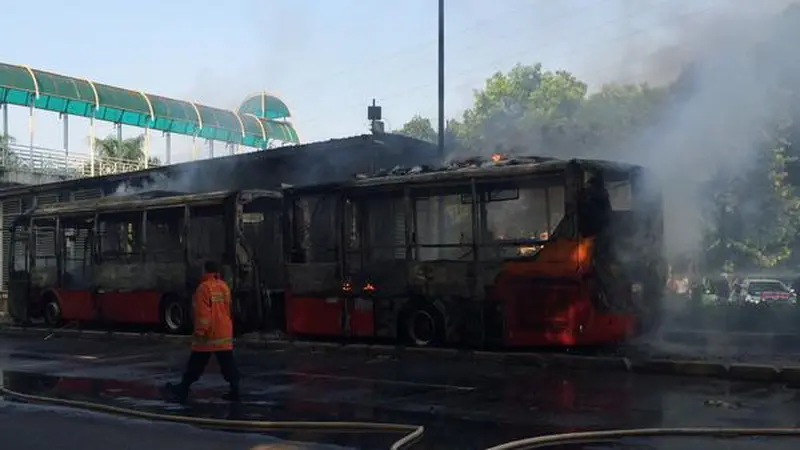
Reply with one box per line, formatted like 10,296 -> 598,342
0,370 -> 419,449
4,369 -> 794,449
7,352 -> 63,362
0,370 -> 570,449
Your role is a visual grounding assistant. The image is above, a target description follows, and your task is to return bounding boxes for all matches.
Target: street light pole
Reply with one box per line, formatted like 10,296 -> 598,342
437,0 -> 445,160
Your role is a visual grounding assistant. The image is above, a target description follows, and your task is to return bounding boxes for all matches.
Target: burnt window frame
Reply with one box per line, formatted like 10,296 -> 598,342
409,181 -> 476,262
473,174 -> 567,260
8,216 -> 34,274
344,187 -> 408,264
142,205 -> 186,263
57,213 -> 95,288
286,191 -> 342,264
30,216 -> 59,270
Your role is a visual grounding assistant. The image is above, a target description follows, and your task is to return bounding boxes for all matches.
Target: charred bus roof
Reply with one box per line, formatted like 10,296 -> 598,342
284,155 -> 650,195
22,189 -> 282,219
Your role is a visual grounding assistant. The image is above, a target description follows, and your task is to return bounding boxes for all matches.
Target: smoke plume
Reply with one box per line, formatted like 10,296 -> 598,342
453,2 -> 800,261
601,1 -> 800,259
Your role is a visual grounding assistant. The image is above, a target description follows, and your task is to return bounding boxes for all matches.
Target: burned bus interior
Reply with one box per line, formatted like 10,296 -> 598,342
283,155 -> 665,347
7,190 -> 284,332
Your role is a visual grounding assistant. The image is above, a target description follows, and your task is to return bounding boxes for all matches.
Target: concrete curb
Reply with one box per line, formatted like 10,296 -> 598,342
661,330 -> 800,350
3,325 -> 800,385
727,364 -> 781,383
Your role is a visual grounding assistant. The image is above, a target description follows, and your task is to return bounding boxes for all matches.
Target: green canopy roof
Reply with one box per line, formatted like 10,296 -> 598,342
0,62 -> 299,148
238,92 -> 299,143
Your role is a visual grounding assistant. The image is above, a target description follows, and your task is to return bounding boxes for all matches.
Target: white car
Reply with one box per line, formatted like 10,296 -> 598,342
730,278 -> 797,304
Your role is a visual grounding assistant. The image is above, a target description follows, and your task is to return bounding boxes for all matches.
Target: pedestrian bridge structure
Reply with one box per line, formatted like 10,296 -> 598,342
0,62 -> 299,187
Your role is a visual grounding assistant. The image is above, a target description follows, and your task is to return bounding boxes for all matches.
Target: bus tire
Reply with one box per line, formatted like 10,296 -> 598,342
42,293 -> 63,328
160,296 -> 189,335
401,303 -> 444,347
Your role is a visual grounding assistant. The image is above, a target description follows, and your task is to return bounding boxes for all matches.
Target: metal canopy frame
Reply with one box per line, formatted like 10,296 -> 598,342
0,62 -> 299,148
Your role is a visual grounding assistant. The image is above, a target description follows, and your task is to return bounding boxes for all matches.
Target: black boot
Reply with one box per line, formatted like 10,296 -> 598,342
221,384 -> 240,402
163,382 -> 189,403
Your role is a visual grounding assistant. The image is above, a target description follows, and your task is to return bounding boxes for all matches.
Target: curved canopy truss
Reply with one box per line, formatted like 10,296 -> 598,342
0,62 -> 299,148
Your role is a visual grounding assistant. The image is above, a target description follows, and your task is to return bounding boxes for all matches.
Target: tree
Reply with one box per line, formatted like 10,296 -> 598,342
0,133 -> 17,166
93,134 -> 160,166
397,115 -> 437,143
400,64 -> 592,158
81,133 -> 160,176
571,83 -> 667,155
701,137 -> 800,272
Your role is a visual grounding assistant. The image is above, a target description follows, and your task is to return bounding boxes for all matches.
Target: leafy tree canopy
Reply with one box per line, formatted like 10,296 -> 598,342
93,134 -> 160,166
396,115 -> 437,143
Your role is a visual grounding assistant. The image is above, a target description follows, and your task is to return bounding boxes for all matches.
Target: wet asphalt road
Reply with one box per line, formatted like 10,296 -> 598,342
1,336 -> 800,449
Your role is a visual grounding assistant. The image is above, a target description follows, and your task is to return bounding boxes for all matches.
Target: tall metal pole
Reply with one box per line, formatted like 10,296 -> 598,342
437,0 -> 445,160
3,103 -> 9,168
436,0 -> 446,259
63,114 -> 69,171
165,132 -> 172,164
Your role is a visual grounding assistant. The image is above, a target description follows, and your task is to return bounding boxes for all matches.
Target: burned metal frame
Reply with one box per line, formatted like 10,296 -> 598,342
283,157 -> 654,301
6,188 -> 285,328
12,190 -> 281,274
24,190 -> 281,218
286,159 -> 608,268
14,190 -> 280,267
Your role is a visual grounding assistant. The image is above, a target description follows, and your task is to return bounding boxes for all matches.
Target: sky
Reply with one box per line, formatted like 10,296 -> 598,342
0,0 -> 772,164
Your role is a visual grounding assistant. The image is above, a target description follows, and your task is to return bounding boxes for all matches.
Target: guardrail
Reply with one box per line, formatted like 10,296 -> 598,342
1,143 -> 154,178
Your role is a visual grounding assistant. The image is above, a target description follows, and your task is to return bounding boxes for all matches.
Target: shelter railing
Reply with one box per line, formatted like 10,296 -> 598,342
1,143 -> 155,178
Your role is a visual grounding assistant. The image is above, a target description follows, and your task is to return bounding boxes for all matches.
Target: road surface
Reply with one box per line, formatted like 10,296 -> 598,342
1,336 -> 800,449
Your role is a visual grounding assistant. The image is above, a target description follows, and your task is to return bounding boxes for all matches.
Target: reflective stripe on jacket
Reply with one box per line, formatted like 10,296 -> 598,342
192,272 -> 234,352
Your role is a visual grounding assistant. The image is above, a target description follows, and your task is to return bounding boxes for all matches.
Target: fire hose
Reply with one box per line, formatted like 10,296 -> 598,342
0,385 -> 424,450
485,427 -> 800,449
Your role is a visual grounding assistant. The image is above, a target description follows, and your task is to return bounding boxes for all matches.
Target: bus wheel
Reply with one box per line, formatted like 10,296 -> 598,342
403,305 -> 443,347
43,297 -> 62,328
160,297 -> 189,334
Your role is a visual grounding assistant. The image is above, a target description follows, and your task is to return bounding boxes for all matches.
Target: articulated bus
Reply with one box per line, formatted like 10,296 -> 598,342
6,190 -> 284,333
6,155 -> 667,348
283,155 -> 667,347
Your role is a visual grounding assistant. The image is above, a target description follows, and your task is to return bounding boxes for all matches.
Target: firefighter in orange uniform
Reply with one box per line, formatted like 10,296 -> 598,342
164,260 -> 240,402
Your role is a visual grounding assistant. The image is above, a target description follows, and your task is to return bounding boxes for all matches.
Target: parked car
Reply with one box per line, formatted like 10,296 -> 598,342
728,278 -> 797,304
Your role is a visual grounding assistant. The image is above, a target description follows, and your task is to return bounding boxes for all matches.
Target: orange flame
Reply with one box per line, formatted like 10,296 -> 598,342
363,283 -> 376,292
491,153 -> 502,162
342,281 -> 352,292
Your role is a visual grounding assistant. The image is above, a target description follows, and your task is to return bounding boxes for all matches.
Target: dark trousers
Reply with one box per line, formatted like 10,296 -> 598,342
180,350 -> 240,392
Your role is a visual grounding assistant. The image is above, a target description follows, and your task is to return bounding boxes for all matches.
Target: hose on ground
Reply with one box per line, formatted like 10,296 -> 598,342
0,386 -> 424,450
486,427 -> 800,449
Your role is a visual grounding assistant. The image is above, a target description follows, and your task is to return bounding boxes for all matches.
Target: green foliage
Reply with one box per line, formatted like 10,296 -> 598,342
92,134 -> 161,166
396,115 -> 437,143
0,133 -> 17,165
81,133 -> 160,176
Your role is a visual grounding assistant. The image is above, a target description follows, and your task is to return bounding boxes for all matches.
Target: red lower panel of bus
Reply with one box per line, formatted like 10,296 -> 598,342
504,312 -> 634,347
98,291 -> 161,324
349,298 -> 375,337
287,295 -> 343,336
285,295 -> 375,337
56,290 -> 95,321
54,289 -> 162,325
498,277 -> 635,347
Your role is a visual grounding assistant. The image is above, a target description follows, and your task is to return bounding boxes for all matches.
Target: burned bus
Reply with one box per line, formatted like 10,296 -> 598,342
6,190 -> 284,333
283,155 -> 667,348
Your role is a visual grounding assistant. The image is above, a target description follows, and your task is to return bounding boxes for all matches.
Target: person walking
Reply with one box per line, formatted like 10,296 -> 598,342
164,260 -> 240,403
